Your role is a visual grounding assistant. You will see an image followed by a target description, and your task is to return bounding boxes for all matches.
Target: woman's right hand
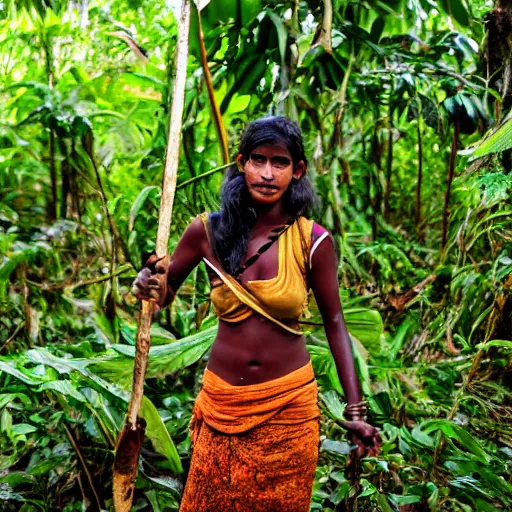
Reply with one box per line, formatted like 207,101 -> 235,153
131,254 -> 171,310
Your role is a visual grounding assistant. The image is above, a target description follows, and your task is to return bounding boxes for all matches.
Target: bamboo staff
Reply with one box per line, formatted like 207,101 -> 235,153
113,1 -> 191,510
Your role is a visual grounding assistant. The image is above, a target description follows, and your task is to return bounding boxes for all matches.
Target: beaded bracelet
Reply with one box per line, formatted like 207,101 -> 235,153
344,400 -> 368,421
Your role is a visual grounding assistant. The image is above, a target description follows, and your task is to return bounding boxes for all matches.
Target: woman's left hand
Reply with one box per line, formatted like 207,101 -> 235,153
343,420 -> 381,459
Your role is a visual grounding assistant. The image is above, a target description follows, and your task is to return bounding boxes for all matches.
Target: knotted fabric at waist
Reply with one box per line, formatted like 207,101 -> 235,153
190,361 -> 320,440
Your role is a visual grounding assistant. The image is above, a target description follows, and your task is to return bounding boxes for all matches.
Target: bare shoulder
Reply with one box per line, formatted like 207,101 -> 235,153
179,215 -> 208,252
187,214 -> 208,236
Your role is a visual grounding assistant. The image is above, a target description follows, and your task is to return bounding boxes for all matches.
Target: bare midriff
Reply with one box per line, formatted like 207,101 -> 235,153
206,314 -> 311,386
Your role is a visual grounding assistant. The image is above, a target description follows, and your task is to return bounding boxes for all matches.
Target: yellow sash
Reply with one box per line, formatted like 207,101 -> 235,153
203,257 -> 303,335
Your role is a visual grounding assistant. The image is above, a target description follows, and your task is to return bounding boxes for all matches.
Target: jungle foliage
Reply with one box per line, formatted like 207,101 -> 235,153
0,0 -> 511,510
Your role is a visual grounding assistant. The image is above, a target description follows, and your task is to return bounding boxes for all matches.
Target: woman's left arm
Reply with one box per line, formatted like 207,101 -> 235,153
309,230 -> 380,456
309,232 -> 361,405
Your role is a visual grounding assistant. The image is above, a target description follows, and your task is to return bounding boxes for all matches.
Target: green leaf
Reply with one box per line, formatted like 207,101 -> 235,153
300,45 -> 326,69
351,336 -> 371,396
240,0 -> 262,25
450,476 -> 493,499
326,356 -> 343,394
0,472 -> 37,487
144,490 -> 162,512
140,396 -> 183,474
0,362 -> 40,385
129,186 -> 161,231
321,439 -> 351,455
387,316 -> 416,360
0,393 -> 31,409
476,340 -> 512,351
320,390 -> 345,421
11,423 -> 38,435
142,472 -> 183,495
26,349 -> 88,374
24,348 -> 130,404
422,94 -> 439,129
427,482 -> 439,511
389,494 -> 422,505
43,7 -> 60,27
39,380 -> 86,403
374,491 -> 394,512
226,94 -> 251,114
421,420 -> 490,463
345,307 -> 383,355
92,326 -> 216,388
464,115 -> 512,158
1,409 -> 12,433
410,425 -> 435,448
441,0 -> 469,26
330,480 -> 351,504
115,73 -> 164,101
358,478 -> 377,497
266,11 -> 287,64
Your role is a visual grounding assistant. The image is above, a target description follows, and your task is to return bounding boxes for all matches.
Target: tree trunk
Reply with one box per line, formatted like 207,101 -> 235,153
370,123 -> 382,240
383,120 -> 393,222
486,0 -> 512,173
60,139 -> 71,219
79,0 -> 89,28
415,116 -> 423,239
442,120 -> 459,250
43,30 -> 56,220
47,129 -> 57,221
69,139 -> 81,219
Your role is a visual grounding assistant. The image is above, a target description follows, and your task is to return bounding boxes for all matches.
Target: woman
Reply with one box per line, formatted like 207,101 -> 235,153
133,116 -> 380,511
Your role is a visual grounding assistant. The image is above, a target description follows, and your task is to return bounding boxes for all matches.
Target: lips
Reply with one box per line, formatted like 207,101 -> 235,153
253,184 -> 279,190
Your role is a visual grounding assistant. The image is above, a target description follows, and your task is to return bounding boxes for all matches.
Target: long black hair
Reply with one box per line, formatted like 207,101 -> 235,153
208,116 -> 318,275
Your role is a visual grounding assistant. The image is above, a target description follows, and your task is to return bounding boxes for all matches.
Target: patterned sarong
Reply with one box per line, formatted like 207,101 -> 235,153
179,362 -> 320,512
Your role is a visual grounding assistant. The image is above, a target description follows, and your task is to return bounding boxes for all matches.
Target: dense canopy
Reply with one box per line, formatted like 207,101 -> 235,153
1,0 -> 511,510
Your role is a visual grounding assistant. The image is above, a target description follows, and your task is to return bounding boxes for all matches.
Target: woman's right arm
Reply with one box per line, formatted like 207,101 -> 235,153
132,216 -> 207,308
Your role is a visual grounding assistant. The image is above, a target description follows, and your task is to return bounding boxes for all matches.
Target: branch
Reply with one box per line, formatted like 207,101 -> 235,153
64,424 -> 102,511
68,264 -> 133,292
176,161 -> 233,190
197,8 -> 230,164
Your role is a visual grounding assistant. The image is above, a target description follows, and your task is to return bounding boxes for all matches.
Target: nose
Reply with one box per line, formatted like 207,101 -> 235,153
260,161 -> 274,181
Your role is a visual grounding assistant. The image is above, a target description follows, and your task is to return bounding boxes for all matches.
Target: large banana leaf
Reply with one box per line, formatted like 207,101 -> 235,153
344,307 -> 384,355
307,295 -> 384,355
5,348 -> 185,472
461,114 -> 512,158
89,326 -> 217,387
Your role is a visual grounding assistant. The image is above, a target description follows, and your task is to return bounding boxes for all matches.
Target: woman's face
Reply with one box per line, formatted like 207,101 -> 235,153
238,143 -> 306,206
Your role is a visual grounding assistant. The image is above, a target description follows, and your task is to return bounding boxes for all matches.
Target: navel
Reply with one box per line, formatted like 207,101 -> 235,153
248,360 -> 262,367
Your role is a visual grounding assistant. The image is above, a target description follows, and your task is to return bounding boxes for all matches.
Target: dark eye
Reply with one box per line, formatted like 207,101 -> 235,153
271,157 -> 290,169
250,155 -> 266,167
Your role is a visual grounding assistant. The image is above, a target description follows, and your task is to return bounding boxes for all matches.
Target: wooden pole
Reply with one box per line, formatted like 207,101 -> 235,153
113,2 -> 191,510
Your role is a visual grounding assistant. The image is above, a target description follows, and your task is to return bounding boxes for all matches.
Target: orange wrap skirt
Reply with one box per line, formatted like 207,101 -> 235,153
179,362 -> 320,512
